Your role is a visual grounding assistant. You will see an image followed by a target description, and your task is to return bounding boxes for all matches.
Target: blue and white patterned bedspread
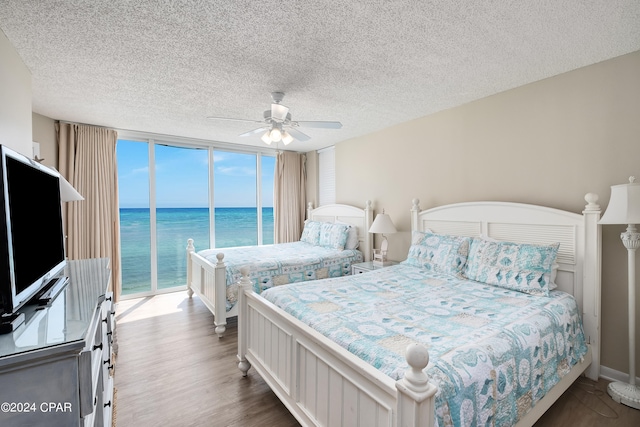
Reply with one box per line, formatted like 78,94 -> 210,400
261,264 -> 588,427
198,241 -> 362,311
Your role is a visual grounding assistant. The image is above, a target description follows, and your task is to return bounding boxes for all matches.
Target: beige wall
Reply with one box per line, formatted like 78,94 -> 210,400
32,112 -> 57,168
0,30 -> 32,155
333,51 -> 640,379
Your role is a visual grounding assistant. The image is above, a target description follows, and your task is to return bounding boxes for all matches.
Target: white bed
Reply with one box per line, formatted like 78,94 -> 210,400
236,194 -> 602,426
186,201 -> 373,338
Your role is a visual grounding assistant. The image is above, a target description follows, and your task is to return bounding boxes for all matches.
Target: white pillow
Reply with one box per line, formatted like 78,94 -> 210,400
336,221 -> 359,250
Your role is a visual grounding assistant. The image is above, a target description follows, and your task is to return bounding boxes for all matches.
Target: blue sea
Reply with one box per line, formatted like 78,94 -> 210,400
119,207 -> 274,295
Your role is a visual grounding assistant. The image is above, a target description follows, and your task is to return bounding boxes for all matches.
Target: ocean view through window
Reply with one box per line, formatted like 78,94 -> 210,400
117,139 -> 275,297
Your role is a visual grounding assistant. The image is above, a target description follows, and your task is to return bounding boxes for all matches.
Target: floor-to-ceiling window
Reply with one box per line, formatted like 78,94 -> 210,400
118,140 -> 152,295
117,137 -> 275,298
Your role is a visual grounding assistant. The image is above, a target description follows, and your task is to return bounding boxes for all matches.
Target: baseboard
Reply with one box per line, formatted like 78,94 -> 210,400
600,365 -> 640,384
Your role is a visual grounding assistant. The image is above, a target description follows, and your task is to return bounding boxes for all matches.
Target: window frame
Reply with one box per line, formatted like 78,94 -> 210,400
116,131 -> 276,300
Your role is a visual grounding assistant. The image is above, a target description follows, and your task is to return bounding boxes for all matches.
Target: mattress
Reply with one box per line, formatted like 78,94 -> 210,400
198,241 -> 363,311
261,263 -> 588,426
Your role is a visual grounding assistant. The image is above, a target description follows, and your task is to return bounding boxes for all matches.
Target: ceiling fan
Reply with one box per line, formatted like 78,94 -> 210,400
207,92 -> 342,145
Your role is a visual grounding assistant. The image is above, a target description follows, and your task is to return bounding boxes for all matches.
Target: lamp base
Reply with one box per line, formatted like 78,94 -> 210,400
372,260 -> 394,267
608,381 -> 640,409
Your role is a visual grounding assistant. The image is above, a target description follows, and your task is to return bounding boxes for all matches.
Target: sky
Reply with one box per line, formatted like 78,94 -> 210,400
117,140 -> 275,208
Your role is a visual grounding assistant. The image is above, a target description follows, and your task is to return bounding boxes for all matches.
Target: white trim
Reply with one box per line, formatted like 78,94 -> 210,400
148,141 -> 158,293
318,146 -> 336,206
600,365 -> 640,385
117,128 -> 278,155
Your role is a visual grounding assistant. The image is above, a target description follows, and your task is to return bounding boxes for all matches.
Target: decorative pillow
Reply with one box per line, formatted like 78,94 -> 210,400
402,231 -> 471,276
463,238 -> 559,296
318,222 -> 350,250
335,221 -> 359,250
549,263 -> 559,290
300,220 -> 322,245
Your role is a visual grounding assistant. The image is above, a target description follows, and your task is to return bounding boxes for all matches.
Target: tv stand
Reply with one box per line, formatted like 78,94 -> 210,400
0,258 -> 114,427
0,311 -> 24,334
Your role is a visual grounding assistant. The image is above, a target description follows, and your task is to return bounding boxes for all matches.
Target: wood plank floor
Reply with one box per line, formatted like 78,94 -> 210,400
114,291 -> 640,427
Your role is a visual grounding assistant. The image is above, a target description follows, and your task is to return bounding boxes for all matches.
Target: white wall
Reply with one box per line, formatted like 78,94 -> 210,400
0,30 -> 32,156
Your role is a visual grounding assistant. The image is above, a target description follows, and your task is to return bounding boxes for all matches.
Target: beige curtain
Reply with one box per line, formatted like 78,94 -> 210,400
56,123 -> 121,301
274,151 -> 307,243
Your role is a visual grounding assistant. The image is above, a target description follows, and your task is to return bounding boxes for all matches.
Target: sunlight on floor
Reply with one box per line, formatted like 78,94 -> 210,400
115,291 -> 190,323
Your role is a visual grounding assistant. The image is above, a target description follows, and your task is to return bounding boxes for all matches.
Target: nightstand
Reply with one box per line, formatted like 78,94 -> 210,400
351,260 -> 399,274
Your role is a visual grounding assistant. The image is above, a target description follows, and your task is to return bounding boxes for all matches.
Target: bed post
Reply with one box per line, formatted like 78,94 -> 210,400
237,267 -> 252,377
582,192 -> 602,380
307,202 -> 313,220
213,253 -> 227,338
186,238 -> 195,297
364,200 -> 373,262
410,199 -> 421,233
396,344 -> 437,427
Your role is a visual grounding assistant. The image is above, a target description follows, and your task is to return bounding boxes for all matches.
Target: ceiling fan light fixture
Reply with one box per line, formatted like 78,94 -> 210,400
282,131 -> 293,145
270,127 -> 282,142
261,131 -> 272,145
271,103 -> 289,122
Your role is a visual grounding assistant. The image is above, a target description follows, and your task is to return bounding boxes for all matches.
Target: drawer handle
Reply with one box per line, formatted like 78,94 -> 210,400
93,343 -> 103,351
103,317 -> 108,323
107,331 -> 112,337
106,296 -> 112,301
104,401 -> 111,408
103,358 -> 111,365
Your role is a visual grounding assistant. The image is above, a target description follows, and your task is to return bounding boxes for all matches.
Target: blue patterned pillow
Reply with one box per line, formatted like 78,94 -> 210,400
318,222 -> 350,250
402,231 -> 471,276
463,238 -> 559,296
300,221 -> 322,245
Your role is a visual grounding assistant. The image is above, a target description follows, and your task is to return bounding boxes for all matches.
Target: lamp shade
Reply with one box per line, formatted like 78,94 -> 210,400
282,131 -> 293,145
369,213 -> 397,234
599,177 -> 640,225
49,166 -> 84,202
59,174 -> 84,202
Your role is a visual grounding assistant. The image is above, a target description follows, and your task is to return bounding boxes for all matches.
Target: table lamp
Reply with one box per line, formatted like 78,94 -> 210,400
369,210 -> 397,266
599,176 -> 640,409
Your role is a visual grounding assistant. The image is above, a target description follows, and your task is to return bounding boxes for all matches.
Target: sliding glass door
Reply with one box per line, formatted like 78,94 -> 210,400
155,144 -> 210,291
117,138 -> 274,298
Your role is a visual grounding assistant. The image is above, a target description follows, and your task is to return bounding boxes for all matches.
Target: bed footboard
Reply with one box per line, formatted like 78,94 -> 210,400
186,239 -> 229,338
236,269 -> 437,427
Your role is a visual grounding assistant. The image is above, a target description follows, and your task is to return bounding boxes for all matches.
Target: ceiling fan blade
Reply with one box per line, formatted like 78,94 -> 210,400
239,126 -> 269,137
271,103 -> 289,122
293,120 -> 342,129
207,116 -> 264,124
287,128 -> 311,142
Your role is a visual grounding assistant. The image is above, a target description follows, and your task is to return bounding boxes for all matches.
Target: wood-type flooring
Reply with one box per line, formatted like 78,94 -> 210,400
114,291 -> 640,427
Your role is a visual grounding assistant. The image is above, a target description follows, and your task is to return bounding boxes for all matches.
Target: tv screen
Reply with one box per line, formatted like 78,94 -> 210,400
0,146 -> 66,315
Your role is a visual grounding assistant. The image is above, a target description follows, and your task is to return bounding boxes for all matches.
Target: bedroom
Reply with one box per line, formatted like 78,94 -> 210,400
1,1 -> 640,426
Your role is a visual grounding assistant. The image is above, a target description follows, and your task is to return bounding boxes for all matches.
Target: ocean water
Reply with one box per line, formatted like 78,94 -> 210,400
120,207 -> 274,295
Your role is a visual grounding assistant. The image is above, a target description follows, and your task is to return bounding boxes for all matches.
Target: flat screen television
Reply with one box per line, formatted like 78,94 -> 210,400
0,145 -> 66,318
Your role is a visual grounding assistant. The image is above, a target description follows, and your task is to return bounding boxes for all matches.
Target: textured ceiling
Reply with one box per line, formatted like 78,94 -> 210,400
1,1 -> 639,152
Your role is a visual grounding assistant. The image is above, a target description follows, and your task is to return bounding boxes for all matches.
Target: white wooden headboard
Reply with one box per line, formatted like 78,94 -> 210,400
307,201 -> 374,262
410,194 -> 602,380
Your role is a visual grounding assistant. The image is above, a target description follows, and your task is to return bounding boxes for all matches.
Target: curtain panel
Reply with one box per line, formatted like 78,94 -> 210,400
57,123 -> 121,301
274,151 -> 306,243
